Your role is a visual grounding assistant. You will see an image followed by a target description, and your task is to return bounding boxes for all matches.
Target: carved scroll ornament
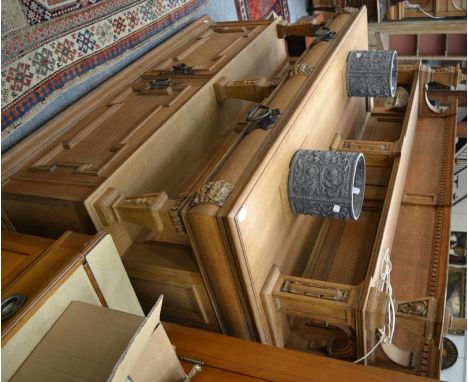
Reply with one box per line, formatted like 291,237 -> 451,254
397,300 -> 430,317
192,180 -> 233,208
288,63 -> 315,78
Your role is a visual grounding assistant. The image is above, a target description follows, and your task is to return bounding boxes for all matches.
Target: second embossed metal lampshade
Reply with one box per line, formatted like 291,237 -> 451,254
288,150 -> 365,220
346,50 -> 398,97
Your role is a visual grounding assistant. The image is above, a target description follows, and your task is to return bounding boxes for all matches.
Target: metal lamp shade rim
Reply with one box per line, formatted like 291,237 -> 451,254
389,50 -> 397,98
350,153 -> 365,220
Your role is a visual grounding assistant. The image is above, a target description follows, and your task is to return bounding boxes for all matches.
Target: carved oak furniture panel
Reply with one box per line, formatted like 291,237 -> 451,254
4,9 -> 452,378
260,63 -> 456,379
2,16 -> 288,331
185,8 -> 369,341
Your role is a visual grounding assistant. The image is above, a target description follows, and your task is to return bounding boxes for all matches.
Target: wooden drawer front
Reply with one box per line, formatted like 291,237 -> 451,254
123,241 -> 219,330
24,22 -> 267,182
129,276 -> 218,329
1,231 -> 96,343
1,232 -> 53,288
26,77 -> 205,181
4,20 -> 275,203
2,232 -> 83,304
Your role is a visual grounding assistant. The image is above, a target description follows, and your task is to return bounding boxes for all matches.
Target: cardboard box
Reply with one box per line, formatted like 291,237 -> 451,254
11,296 -> 185,382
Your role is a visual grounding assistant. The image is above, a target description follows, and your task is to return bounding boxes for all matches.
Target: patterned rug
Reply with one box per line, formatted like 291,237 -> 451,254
235,0 -> 289,21
1,0 -> 207,151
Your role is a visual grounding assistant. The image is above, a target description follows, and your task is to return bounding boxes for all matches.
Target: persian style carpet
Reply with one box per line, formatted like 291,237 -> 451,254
235,0 -> 289,21
1,0 -> 207,151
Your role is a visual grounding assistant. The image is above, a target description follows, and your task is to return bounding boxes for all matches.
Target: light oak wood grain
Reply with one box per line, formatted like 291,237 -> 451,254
165,322 -> 437,382
2,17 -> 288,332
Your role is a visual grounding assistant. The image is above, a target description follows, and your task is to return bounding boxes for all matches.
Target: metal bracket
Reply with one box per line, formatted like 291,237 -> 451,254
311,26 -> 336,46
147,78 -> 172,89
172,63 -> 195,75
245,104 -> 280,133
179,356 -> 204,382
1,293 -> 26,321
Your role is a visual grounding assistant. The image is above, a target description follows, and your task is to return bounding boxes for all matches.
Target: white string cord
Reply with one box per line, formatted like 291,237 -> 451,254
354,249 -> 396,364
402,0 -> 445,18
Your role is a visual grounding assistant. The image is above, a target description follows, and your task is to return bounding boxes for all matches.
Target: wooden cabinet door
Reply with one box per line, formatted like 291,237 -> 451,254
5,20 -> 272,200
1,232 -> 53,289
123,241 -> 219,331
144,23 -> 267,76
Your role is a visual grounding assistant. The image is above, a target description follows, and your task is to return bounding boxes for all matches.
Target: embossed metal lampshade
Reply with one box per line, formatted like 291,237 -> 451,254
346,50 -> 397,97
288,150 -> 365,220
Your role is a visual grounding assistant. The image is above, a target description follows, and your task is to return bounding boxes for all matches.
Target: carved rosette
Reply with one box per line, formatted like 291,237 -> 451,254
346,50 -> 397,97
288,150 -> 365,220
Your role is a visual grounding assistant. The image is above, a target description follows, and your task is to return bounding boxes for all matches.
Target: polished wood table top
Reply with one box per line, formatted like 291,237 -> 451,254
165,322 -> 438,382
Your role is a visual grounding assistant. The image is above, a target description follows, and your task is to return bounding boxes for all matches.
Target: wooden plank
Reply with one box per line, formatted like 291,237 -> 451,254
83,18 -> 287,258
359,65 -> 420,359
165,322 -> 436,382
222,9 -> 369,343
364,67 -> 420,285
402,114 -> 456,207
369,19 -> 466,34
1,16 -> 215,182
428,89 -> 467,107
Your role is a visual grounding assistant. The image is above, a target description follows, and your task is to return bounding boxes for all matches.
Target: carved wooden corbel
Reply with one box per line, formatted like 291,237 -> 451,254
397,63 -> 417,85
261,265 -> 363,347
419,64 -> 465,117
276,20 -> 323,38
395,297 -> 437,341
94,188 -> 189,233
379,299 -> 465,371
330,133 -> 397,168
213,77 -> 277,103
